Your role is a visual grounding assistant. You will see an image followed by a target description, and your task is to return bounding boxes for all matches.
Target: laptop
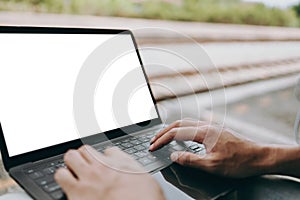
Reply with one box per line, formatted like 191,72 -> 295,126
0,26 -> 205,200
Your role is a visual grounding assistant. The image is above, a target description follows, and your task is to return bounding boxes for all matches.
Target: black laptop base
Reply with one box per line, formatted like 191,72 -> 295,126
9,129 -> 205,200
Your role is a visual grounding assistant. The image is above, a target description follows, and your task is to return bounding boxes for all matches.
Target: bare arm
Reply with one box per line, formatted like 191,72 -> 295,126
269,145 -> 300,178
150,119 -> 300,178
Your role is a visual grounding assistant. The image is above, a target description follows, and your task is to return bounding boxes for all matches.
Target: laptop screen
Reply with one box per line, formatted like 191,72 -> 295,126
0,32 -> 159,157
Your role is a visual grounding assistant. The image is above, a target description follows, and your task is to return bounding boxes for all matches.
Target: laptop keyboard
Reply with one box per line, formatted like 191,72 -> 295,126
23,131 -> 205,200
24,160 -> 67,199
98,132 -> 161,165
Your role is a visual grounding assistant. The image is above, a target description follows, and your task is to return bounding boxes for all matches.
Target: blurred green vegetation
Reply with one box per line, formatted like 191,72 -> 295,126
293,3 -> 300,17
0,0 -> 299,27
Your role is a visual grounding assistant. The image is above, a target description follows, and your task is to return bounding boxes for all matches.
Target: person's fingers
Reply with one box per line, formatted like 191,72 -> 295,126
103,146 -> 128,157
64,149 -> 89,178
102,147 -> 145,172
79,145 -> 109,166
149,126 -> 208,151
54,168 -> 78,193
150,119 -> 204,144
150,119 -> 208,144
104,147 -> 140,163
170,151 -> 205,166
78,145 -> 99,164
103,146 -> 137,162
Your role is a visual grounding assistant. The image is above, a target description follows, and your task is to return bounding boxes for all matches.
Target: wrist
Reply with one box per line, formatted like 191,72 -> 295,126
249,144 -> 277,175
258,144 -> 300,177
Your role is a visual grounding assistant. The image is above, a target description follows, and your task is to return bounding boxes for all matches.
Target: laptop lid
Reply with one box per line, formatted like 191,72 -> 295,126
0,26 -> 161,170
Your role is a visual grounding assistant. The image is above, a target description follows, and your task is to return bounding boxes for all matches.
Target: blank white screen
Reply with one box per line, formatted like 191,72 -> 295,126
0,33 -> 158,157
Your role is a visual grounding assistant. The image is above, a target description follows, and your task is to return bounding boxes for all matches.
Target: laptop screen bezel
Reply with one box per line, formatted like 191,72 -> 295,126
0,26 -> 162,170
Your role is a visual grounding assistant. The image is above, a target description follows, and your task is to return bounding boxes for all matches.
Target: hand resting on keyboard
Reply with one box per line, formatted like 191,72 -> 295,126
55,146 -> 165,200
149,119 -> 270,178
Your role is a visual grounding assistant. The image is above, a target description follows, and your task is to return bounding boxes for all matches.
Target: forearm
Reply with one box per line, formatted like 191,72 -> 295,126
261,144 -> 300,178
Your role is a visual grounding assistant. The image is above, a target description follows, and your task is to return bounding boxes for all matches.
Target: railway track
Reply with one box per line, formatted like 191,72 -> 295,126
149,57 -> 300,101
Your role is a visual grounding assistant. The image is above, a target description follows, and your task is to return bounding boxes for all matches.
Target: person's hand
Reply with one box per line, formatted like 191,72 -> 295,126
149,119 -> 272,178
55,145 -> 165,200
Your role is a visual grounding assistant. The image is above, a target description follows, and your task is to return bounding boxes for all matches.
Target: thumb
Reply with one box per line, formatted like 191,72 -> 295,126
170,151 -> 205,166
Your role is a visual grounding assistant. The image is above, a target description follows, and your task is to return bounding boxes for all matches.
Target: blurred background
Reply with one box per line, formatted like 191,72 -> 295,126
1,0 -> 300,197
1,0 -> 300,27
